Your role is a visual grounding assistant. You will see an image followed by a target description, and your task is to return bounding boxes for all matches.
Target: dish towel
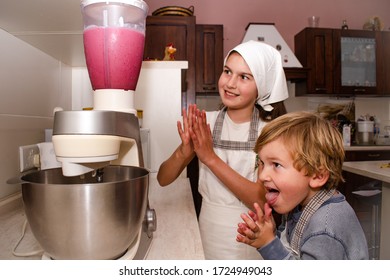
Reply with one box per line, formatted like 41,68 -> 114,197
37,142 -> 62,170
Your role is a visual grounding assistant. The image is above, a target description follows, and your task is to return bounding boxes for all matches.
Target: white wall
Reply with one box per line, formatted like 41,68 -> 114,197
0,29 -> 72,200
71,68 -> 93,110
134,61 -> 187,173
145,0 -> 390,56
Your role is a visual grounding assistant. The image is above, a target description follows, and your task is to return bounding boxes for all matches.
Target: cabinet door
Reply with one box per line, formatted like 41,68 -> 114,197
295,28 -> 334,95
379,31 -> 390,95
195,25 -> 223,94
340,150 -> 387,259
345,150 -> 390,161
144,16 -> 196,106
333,29 -> 380,95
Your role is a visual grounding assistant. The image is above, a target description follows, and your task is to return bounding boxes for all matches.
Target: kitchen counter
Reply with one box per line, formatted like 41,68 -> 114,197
0,174 -> 204,260
344,145 -> 390,151
342,160 -> 390,259
147,174 -> 204,259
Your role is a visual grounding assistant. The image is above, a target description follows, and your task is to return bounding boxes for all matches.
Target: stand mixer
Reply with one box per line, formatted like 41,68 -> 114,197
43,0 -> 156,259
54,0 -> 149,176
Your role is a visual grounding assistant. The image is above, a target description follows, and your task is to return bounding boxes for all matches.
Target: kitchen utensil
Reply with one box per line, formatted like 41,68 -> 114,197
19,165 -> 150,260
356,121 -> 374,145
375,135 -> 390,145
82,0 -> 148,91
152,6 -> 194,16
308,16 -> 320,27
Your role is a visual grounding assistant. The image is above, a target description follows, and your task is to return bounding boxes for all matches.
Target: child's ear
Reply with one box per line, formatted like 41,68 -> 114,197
309,170 -> 330,189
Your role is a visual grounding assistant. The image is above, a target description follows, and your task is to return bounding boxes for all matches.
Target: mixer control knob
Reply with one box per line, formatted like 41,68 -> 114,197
145,208 -> 157,237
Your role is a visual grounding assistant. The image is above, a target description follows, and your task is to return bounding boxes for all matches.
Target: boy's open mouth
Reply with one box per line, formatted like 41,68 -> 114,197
265,187 -> 279,206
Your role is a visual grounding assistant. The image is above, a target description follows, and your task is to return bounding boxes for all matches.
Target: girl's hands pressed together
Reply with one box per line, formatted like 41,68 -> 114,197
157,104 -> 197,186
176,104 -> 196,158
189,105 -> 216,166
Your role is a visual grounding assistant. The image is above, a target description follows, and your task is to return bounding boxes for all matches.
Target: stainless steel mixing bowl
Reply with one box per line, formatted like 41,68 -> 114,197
20,165 -> 149,260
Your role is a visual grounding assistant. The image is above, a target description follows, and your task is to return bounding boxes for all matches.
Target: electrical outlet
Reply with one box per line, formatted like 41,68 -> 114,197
19,145 -> 40,172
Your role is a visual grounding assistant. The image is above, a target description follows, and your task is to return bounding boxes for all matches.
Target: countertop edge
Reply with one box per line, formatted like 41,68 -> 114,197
342,160 -> 390,184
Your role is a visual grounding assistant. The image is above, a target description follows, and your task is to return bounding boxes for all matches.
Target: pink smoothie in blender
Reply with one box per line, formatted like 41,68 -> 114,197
83,26 -> 145,91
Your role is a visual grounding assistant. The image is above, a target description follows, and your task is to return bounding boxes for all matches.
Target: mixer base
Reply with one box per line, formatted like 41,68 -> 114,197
41,229 -> 153,260
133,229 -> 153,260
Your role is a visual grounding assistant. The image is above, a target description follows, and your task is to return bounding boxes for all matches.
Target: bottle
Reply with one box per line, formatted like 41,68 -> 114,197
374,116 -> 380,144
137,109 -> 143,128
342,20 -> 349,30
343,124 -> 351,146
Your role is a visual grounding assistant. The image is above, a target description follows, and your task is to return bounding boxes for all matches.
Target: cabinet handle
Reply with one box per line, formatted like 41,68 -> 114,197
354,88 -> 366,92
315,88 -> 327,91
367,153 -> 380,158
203,86 -> 216,90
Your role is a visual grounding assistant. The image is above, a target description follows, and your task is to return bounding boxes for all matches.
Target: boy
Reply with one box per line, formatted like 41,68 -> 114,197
236,111 -> 369,260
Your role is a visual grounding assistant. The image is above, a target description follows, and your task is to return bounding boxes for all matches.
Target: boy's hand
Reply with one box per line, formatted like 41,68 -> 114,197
236,202 -> 276,249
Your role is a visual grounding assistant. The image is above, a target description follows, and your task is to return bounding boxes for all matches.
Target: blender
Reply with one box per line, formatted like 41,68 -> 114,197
54,0 -> 150,175
23,0 -> 157,259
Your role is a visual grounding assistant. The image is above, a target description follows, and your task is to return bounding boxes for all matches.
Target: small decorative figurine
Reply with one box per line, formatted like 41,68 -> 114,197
363,16 -> 383,31
341,19 -> 348,30
163,43 -> 177,61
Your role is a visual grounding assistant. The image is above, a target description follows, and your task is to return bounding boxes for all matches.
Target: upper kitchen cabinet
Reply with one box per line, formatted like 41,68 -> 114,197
294,27 -> 390,96
333,29 -> 380,95
195,25 -> 224,94
144,16 -> 196,106
380,31 -> 390,95
295,28 -> 333,95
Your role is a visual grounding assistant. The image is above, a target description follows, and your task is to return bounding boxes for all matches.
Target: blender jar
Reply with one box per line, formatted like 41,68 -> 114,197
81,0 -> 149,91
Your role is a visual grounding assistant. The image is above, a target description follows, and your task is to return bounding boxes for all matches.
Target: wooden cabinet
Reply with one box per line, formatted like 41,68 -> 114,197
195,25 -> 224,94
380,31 -> 390,94
295,27 -> 390,96
341,150 -> 390,202
345,150 -> 390,161
333,29 -> 381,95
295,28 -> 334,95
339,149 -> 389,259
144,16 -> 196,106
341,149 -> 390,200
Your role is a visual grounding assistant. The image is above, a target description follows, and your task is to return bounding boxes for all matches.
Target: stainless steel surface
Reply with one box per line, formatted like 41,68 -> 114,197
53,110 -> 139,136
20,165 -> 149,260
53,110 -> 145,167
356,131 -> 375,145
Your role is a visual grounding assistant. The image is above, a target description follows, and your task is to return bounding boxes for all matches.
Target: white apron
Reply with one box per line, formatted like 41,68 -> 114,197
198,108 -> 265,259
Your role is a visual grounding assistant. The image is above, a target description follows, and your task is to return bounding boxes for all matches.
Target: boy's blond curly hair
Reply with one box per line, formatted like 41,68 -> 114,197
254,111 -> 345,189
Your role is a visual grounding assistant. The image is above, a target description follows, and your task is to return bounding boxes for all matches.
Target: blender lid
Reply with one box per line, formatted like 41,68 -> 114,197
81,0 -> 148,11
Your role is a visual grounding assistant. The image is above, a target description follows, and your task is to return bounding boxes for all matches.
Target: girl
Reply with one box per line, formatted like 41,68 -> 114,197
157,41 -> 289,259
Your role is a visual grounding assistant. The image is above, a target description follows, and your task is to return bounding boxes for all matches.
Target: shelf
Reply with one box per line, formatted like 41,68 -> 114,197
283,67 -> 309,82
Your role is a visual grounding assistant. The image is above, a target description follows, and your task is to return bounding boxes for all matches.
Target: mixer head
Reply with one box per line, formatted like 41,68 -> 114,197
52,110 -> 144,176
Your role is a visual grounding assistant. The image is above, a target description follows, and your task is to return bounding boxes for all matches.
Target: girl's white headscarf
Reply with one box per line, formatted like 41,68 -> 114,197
224,40 -> 289,111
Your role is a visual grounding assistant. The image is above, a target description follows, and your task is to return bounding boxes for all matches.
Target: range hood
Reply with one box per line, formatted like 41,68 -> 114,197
242,23 -> 302,68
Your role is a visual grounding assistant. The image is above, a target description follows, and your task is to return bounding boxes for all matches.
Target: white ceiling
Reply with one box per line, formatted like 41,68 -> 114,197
0,0 -> 85,66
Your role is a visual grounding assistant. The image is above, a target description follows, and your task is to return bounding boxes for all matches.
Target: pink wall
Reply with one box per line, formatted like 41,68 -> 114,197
145,0 -> 390,55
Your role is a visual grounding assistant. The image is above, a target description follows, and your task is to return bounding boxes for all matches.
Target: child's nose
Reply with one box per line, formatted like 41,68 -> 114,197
226,75 -> 238,88
258,166 -> 270,182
